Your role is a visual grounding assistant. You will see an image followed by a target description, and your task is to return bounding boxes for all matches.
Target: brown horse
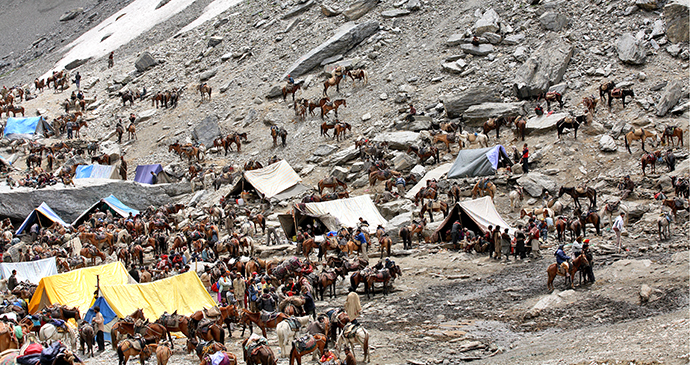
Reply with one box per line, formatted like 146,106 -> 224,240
196,322 -> 225,343
240,309 -> 287,337
539,91 -> 564,110
514,116 -> 527,141
608,88 -> 634,108
625,128 -> 657,154
199,83 -> 212,101
289,334 -> 327,365
79,322 -> 95,358
309,97 -> 330,116
398,219 -> 426,249
318,176 -> 347,194
117,338 -> 155,365
321,99 -> 346,119
72,120 -> 88,139
546,253 -> 589,291
366,264 -> 402,298
419,200 -> 448,222
282,83 -> 301,101
641,151 -> 662,175
471,180 -> 496,201
406,145 -> 439,165
271,127 -> 288,147
320,121 -> 337,137
369,169 -> 401,187
431,132 -> 459,151
575,208 -> 601,237
662,198 -> 690,217
323,74 -> 343,96
482,117 -> 506,139
317,268 -> 344,300
243,340 -> 277,365
334,122 -> 351,142
127,124 -> 137,140
558,186 -> 597,210
582,96 -> 598,114
663,126 -> 684,147
79,246 -> 106,266
379,236 -> 392,259
599,81 -> 615,103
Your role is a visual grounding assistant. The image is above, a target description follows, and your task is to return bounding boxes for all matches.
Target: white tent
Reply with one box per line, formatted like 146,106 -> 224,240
301,195 -> 386,234
405,163 -> 453,199
0,257 -> 58,284
227,160 -> 306,200
431,196 -> 515,241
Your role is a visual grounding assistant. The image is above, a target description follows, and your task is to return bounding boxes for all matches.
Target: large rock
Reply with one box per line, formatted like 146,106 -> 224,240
395,115 -> 432,131
378,200 -> 414,220
60,8 -> 83,21
460,43 -> 494,56
329,146 -> 360,165
381,9 -> 410,18
392,153 -> 416,171
410,165 -> 426,179
313,144 -> 338,156
444,87 -> 501,119
462,102 -> 528,124
517,172 -> 557,197
266,85 -> 283,99
385,213 -> 412,240
616,33 -> 647,65
372,131 -> 420,150
512,35 -> 574,99
200,69 -> 218,82
282,21 -> 379,78
599,135 -> 618,152
330,166 -> 349,181
664,0 -> 689,43
192,116 -> 222,146
526,112 -> 568,133
342,0 -> 379,20
0,180 -> 190,222
208,36 -> 223,47
135,52 -> 157,72
656,80 -> 683,116
283,0 -> 315,19
539,11 -> 568,31
636,0 -> 660,10
473,8 -> 501,35
65,58 -> 91,70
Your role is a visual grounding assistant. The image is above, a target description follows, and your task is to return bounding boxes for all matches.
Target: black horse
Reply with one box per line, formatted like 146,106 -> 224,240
559,186 -> 597,210
556,116 -> 581,140
608,88 -> 635,108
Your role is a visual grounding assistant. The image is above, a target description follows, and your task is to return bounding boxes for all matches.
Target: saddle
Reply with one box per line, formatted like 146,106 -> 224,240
160,312 -> 180,328
342,322 -> 360,339
610,88 -> 622,97
244,334 -> 268,353
665,126 -> 677,135
557,262 -> 570,276
260,310 -> 279,323
205,306 -> 221,320
285,317 -> 301,331
374,269 -> 391,281
323,270 -> 338,282
294,334 -> 316,353
95,232 -> 106,241
607,201 -> 620,212
575,187 -> 587,195
197,318 -> 215,334
130,336 -> 146,351
674,199 -> 686,209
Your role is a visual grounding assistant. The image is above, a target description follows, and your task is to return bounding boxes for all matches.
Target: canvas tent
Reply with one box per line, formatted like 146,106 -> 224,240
447,145 -> 513,179
16,202 -> 70,235
431,196 -> 515,242
0,257 -> 58,285
28,261 -> 134,315
74,164 -> 119,179
3,117 -> 53,140
72,195 -> 140,226
279,195 -> 386,239
133,164 -> 172,184
226,160 -> 308,201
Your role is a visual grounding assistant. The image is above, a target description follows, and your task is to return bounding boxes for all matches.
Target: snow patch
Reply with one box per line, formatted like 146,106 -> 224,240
177,0 -> 243,35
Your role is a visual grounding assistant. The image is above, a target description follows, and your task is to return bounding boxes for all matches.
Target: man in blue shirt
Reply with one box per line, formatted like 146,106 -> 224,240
555,244 -> 571,277
354,228 -> 368,259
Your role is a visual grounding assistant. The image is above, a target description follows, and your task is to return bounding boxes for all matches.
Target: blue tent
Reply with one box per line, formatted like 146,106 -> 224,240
16,202 -> 70,235
133,164 -> 168,184
71,195 -> 140,226
74,164 -> 117,179
84,297 -> 118,341
3,117 -> 53,140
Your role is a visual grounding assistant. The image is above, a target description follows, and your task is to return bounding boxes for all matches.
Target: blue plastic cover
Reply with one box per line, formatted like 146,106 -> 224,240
133,164 -> 163,184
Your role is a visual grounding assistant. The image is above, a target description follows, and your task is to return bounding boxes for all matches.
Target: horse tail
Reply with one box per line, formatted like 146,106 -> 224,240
624,133 -> 631,153
116,342 -> 125,363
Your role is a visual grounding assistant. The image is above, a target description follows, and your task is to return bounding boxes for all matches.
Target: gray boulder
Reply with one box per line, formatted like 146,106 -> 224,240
381,9 -> 410,18
656,80 -> 683,116
444,87 -> 501,118
283,0 -> 315,19
321,4 -> 341,16
282,21 -> 379,78
396,115 -> 432,131
342,0 -> 379,20
512,35 -> 574,99
460,43 -> 494,56
446,34 -> 465,47
135,52 -> 157,72
208,36 -> 223,47
385,213 -> 412,240
651,19 -> 666,38
200,69 -> 218,82
526,112 -> 568,134
330,166 -> 349,181
60,8 -> 83,22
266,85 -> 283,99
372,131 -> 420,150
463,102 -> 528,124
636,0 -> 660,10
441,61 -> 465,73
539,11 -> 568,31
664,0 -> 689,43
616,33 -> 647,65
329,146 -> 360,165
517,172 -> 557,197
192,116 -> 222,146
503,34 -> 525,45
407,0 -> 422,11
378,200 -> 414,220
65,58 -> 91,70
313,144 -> 338,156
473,8 -> 501,35
393,153 -> 416,171
599,135 -> 618,152
483,32 -> 502,44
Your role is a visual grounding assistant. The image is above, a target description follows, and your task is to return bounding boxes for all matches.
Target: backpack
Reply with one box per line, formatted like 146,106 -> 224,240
211,282 -> 218,293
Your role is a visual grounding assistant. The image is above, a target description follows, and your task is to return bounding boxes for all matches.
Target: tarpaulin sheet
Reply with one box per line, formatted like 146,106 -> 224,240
74,164 -> 115,179
84,297 -> 118,341
3,117 -> 41,136
243,160 -> 301,198
405,163 -> 453,199
16,202 -> 70,235
28,262 -> 133,315
103,195 -> 140,217
458,196 -> 515,235
0,257 -> 58,285
99,271 -> 215,320
303,195 -> 386,234
447,145 -> 511,178
133,164 -> 163,184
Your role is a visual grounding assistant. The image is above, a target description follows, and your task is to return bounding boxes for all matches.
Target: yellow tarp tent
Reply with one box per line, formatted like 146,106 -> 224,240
99,271 -> 215,319
29,261 -> 132,315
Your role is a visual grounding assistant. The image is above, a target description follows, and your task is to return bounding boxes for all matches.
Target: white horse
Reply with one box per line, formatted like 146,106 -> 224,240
509,187 -> 524,212
240,220 -> 256,238
276,316 -> 311,358
658,212 -> 672,240
39,323 -> 77,351
336,323 -> 370,363
599,201 -> 628,229
458,131 -> 489,149
239,235 -> 255,256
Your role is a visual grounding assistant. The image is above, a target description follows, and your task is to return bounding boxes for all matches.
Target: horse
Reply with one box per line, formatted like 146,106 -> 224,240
289,334 -> 326,365
658,212 -> 672,240
664,150 -> 676,172
431,132 -> 459,151
79,246 -> 106,266
556,116 -> 581,140
117,338 -> 155,365
509,186 -> 524,211
662,198 -> 690,217
641,151 -> 662,175
199,83 -> 212,101
72,120 -> 88,139
419,200 -> 448,222
35,78 -> 46,92
320,99 -> 346,119
282,83 -> 302,101
399,220 -> 426,249
582,96 -> 598,114
559,186 -> 597,209
482,117 -> 506,138
120,91 -> 135,106
275,316 -> 312,358
378,236 -> 392,259
318,177 -> 347,194
608,88 -> 634,108
7,105 -> 25,117
514,116 -> 527,141
539,91 -> 564,110
243,340 -> 276,365
555,217 -> 568,243
78,322 -> 95,358
520,207 -> 554,220
599,81 -> 615,103
323,74 -> 343,96
577,209 -> 601,237
663,126 -> 684,147
406,145 -> 439,165
471,180 -> 496,201
458,131 -> 489,148
624,128 -> 657,153
155,343 -> 172,365
39,323 -> 77,351
334,122 -> 351,142
91,153 -> 110,165
346,69 -> 368,86
599,201 -> 628,229
547,253 -> 589,291
127,124 -> 137,140
414,187 -> 437,205
240,309 -> 288,337
271,127 -> 288,147
309,97 -> 330,116
366,264 -> 401,298
369,169 -> 401,187
336,323 -> 370,363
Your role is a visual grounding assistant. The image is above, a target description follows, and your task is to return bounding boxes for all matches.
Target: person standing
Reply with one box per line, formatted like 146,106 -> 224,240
259,289 -> 276,312
514,225 -> 526,260
451,221 -> 462,247
218,272 -> 232,304
572,236 -> 583,258
200,267 -> 212,293
354,228 -> 368,260
302,288 -> 316,319
7,270 -> 18,291
344,288 -> 361,324
92,306 -> 105,352
395,176 -> 406,195
108,52 -> 114,68
520,143 -> 529,173
501,228 -> 511,261
612,212 -> 625,253
150,171 -> 158,185
119,156 -> 127,180
233,274 -> 246,309
128,266 -> 140,283
74,72 -> 81,90
30,223 -> 39,243
582,240 -> 595,283
493,225 -> 502,260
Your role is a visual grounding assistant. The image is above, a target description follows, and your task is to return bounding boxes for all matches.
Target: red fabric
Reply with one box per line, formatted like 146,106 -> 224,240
24,343 -> 43,355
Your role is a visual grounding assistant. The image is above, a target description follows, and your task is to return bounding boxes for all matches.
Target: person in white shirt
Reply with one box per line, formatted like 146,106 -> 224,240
612,212 -> 625,253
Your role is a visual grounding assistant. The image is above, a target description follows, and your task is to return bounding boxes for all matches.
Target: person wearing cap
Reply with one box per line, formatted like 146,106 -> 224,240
353,228 -> 368,259
582,240 -> 595,283
248,277 -> 261,312
572,236 -> 584,258
233,273 -> 246,309
287,74 -> 294,85
555,244 -> 571,278
259,288 -> 276,312
612,212 -> 625,253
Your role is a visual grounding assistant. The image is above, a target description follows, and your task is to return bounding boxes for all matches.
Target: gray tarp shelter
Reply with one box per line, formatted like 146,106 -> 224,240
447,145 -> 512,179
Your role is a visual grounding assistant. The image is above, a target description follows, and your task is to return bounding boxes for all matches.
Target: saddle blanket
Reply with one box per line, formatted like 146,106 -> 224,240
260,311 -> 279,323
285,317 -> 301,331
244,334 -> 268,353
342,323 -> 360,339
208,351 -> 231,365
294,334 -> 315,353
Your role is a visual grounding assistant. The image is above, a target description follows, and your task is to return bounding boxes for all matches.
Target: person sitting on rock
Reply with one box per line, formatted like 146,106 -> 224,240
535,104 -> 544,116
471,35 -> 480,47
619,175 -> 635,199
404,104 -> 417,122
